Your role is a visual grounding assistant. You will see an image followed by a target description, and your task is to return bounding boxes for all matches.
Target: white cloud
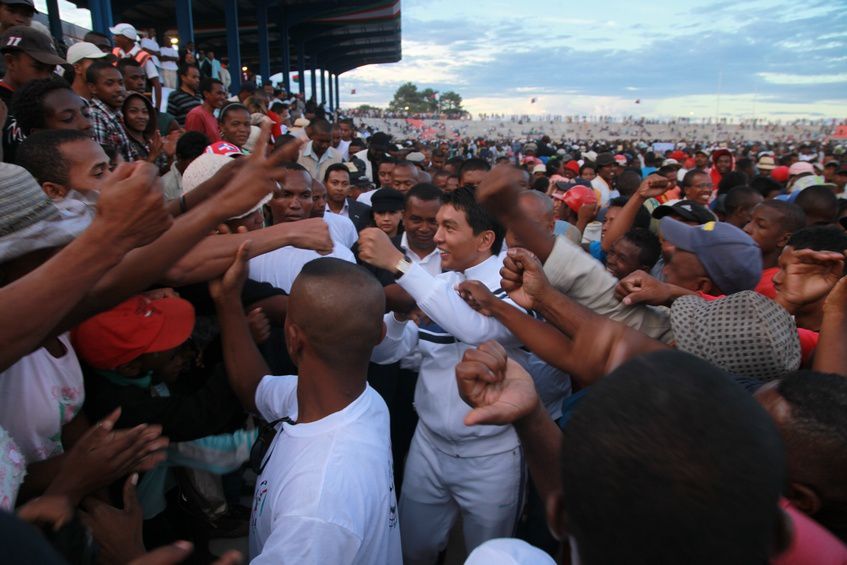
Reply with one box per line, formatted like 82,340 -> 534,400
757,72 -> 847,85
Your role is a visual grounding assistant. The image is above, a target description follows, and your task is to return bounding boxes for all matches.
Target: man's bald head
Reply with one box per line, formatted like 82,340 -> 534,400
287,258 -> 385,367
506,190 -> 555,248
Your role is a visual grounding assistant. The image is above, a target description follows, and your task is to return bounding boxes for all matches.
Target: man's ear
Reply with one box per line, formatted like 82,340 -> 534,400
545,490 -> 569,543
41,182 -> 69,201
696,277 -> 716,295
285,322 -> 303,367
786,482 -> 822,516
776,231 -> 792,250
476,229 -> 495,254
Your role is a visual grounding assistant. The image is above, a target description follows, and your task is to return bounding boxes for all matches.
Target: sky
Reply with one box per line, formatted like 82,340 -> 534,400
38,0 -> 847,120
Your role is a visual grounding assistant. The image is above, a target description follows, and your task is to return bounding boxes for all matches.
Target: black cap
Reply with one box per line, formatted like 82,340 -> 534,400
371,188 -> 405,213
652,199 -> 716,225
0,26 -> 64,65
369,132 -> 392,148
2,0 -> 35,10
595,152 -> 616,167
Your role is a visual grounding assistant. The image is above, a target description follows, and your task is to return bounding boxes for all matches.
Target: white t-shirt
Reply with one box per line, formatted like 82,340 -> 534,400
0,333 -> 84,463
250,376 -> 401,564
322,210 -> 358,249
249,218 -> 355,293
159,45 -> 178,71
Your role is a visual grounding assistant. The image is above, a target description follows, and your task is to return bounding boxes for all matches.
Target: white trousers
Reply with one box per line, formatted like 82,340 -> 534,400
399,426 -> 525,565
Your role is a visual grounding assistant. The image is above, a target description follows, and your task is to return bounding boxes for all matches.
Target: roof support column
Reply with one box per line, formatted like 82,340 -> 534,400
335,73 -> 340,111
223,0 -> 241,95
327,72 -> 333,113
279,8 -> 290,93
320,68 -> 326,106
45,0 -> 62,43
175,0 -> 194,47
89,0 -> 113,34
310,57 -> 317,102
256,0 -> 270,83
296,38 -> 305,96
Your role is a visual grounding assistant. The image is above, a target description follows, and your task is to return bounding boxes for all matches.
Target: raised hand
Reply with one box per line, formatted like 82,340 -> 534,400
357,227 -> 404,271
209,241 -> 252,303
475,165 -> 522,218
48,408 -> 169,504
95,161 -> 172,252
212,123 -> 305,220
636,174 -> 673,200
774,248 -> 846,312
80,473 -> 145,564
456,341 -> 538,426
500,248 -> 551,310
248,307 -> 270,344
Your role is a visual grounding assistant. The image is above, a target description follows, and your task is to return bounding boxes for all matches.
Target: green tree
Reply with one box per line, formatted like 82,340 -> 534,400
439,91 -> 465,116
389,82 -> 427,112
420,88 -> 439,112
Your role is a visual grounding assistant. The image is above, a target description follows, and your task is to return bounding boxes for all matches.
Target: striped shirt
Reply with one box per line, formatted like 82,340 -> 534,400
167,90 -> 202,127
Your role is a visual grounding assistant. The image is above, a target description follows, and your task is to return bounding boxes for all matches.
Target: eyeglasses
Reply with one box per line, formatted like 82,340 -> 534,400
250,416 -> 296,474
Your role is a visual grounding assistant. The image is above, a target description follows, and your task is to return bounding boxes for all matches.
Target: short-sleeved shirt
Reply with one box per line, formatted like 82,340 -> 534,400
89,97 -> 138,162
249,376 -> 401,564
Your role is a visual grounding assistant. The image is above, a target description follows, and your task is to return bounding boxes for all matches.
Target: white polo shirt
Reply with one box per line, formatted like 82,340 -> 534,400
250,376 -> 401,564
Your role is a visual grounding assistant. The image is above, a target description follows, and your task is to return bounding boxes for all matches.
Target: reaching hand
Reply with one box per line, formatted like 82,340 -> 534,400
475,165 -> 522,219
285,217 -> 333,255
50,408 -> 169,503
213,123 -> 305,220
636,174 -> 673,200
357,227 -> 404,271
823,275 -> 847,315
95,161 -> 172,252
16,495 -> 74,531
615,270 -> 678,306
775,248 -> 846,311
456,341 -> 538,426
80,473 -> 145,564
457,280 -> 498,316
209,241 -> 252,303
248,307 -> 270,344
500,248 -> 551,310
577,202 -> 598,226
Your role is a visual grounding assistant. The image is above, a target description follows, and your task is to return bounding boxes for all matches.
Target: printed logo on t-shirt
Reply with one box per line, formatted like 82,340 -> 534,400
252,479 -> 270,534
388,464 -> 398,529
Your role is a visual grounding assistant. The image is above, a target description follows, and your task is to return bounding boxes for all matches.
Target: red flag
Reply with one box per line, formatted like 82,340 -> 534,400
351,88 -> 356,95
292,74 -> 299,82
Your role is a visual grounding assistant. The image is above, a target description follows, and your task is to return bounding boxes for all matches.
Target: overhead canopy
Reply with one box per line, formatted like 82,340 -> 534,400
67,0 -> 402,77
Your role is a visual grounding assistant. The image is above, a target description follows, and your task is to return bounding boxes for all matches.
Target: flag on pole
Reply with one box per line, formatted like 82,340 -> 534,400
351,88 -> 356,95
292,74 -> 300,82
530,97 -> 537,103
635,99 -> 641,104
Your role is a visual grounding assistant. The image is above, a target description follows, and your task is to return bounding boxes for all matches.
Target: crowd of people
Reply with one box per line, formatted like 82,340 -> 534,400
0,5 -> 845,564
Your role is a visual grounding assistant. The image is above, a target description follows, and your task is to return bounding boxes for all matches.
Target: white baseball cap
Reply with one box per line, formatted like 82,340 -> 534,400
66,41 -> 109,65
109,23 -> 139,41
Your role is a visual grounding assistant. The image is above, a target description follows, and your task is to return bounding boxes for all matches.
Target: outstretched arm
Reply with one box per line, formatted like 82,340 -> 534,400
814,276 -> 847,376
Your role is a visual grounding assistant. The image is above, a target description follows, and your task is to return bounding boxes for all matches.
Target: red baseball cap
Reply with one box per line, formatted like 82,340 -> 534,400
554,184 -> 597,213
72,295 -> 195,370
770,165 -> 790,183
564,160 -> 580,175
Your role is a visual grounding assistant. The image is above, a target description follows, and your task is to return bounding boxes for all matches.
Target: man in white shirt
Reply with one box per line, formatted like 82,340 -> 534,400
109,23 -> 162,109
297,118 -> 342,182
250,164 -> 355,293
357,187 -> 526,564
212,254 -> 401,564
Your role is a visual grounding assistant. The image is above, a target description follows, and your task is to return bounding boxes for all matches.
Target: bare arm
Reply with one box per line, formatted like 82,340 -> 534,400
601,174 -> 669,252
813,276 -> 847,376
0,162 -> 171,371
211,243 -> 269,414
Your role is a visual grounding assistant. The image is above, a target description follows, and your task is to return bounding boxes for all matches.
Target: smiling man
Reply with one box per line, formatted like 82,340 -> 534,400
357,186 -> 528,563
86,60 -> 136,162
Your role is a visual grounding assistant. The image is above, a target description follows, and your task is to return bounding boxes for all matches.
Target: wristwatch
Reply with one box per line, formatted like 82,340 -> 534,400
393,256 -> 413,279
